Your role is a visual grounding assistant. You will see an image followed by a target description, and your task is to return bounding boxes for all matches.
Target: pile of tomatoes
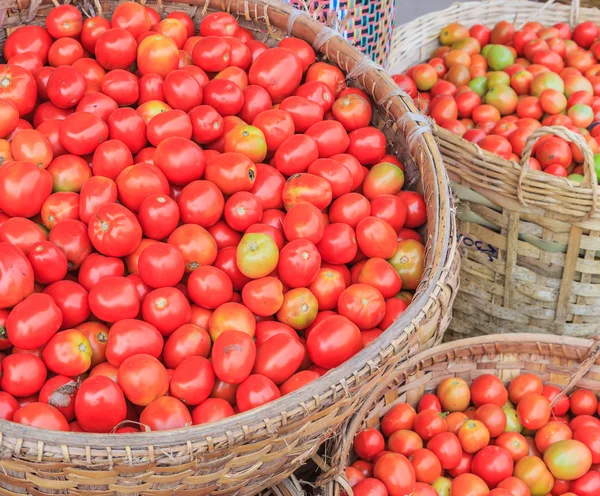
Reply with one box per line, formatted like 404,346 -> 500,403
0,3 -> 426,433
392,20 -> 600,180
345,374 -> 600,496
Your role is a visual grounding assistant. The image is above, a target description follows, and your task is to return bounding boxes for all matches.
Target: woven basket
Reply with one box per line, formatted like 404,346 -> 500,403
0,0 -> 459,494
283,0 -> 395,65
318,332 -> 600,495
387,0 -> 600,340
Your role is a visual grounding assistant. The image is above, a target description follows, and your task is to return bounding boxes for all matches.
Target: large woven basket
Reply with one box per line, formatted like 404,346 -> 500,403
318,332 -> 600,495
387,0 -> 600,340
0,0 -> 459,494
283,0 -> 395,65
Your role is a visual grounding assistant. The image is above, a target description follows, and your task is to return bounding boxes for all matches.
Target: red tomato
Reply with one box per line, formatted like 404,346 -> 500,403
249,48 -> 302,103
43,329 -> 92,376
277,239 -> 321,288
88,203 -> 142,257
471,446 -> 514,488
570,389 -> 598,416
88,276 -> 139,322
138,242 -> 185,288
163,324 -> 211,370
105,319 -> 163,367
282,173 -> 333,211
13,402 -> 69,431
354,428 -> 386,461
236,374 -> 281,412
0,161 -> 52,218
542,384 -> 570,416
470,374 -> 509,407
107,108 -> 147,154
142,286 -> 191,336
273,134 -> 319,176
381,404 -> 417,436
117,353 -> 169,406
59,112 -> 109,156
374,453 -> 416,496
6,293 -> 62,349
1,353 -> 47,397
306,315 -> 362,369
140,396 -> 192,431
192,398 -> 234,425
427,432 -> 463,469
356,217 -> 397,259
253,334 -> 304,385
169,356 -> 214,405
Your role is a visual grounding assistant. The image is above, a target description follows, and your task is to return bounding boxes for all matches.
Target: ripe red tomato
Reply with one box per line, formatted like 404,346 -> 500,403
277,239 -> 321,288
142,287 -> 191,336
306,315 -> 362,369
192,398 -> 234,425
0,161 -> 52,218
249,48 -> 302,103
118,353 -> 169,406
7,293 -> 62,349
236,374 -> 281,412
43,329 -> 93,376
13,402 -> 69,431
253,334 -> 304,385
75,375 -> 127,432
470,374 -> 509,407
374,453 -> 416,496
140,396 -> 192,431
1,353 -> 47,397
516,393 -> 551,430
471,446 -> 514,488
88,203 -> 142,257
105,319 -> 163,366
354,429 -> 386,461
163,324 -> 211,369
88,276 -> 139,322
413,410 -> 448,442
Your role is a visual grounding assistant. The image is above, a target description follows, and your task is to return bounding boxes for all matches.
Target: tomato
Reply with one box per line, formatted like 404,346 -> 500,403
542,384 -> 570,416
163,324 -> 211,370
7,293 -> 62,349
436,377 -> 471,412
209,301 -> 255,342
26,241 -> 67,286
248,48 -> 302,103
471,446 -> 514,488
241,277 -> 283,316
137,242 -> 184,289
88,203 -> 142,257
273,135 -> 319,177
427,432 -> 463,469
189,105 -> 223,145
214,246 -> 251,291
137,34 -> 179,79
409,448 -> 442,484
59,112 -> 109,156
450,473 -> 489,496
1,353 -> 47,397
0,65 -> 36,117
87,276 -> 139,323
203,153 -> 257,197
43,329 -> 92,376
337,284 -> 385,330
354,429 -> 385,461
236,374 -> 280,412
177,180 -> 224,228
47,155 -> 92,192
107,108 -> 147,154
140,396 -> 192,431
571,471 -> 600,496
0,161 -> 52,218
355,217 -> 397,260
570,389 -> 598,415
0,218 -> 46,253
0,99 -> 19,140
278,96 -> 324,135
192,398 -> 234,425
458,420 -> 490,453
495,432 -> 529,462
118,353 -> 169,406
137,194 -> 180,240
277,239 -> 321,287
574,425 -> 600,464
0,391 -> 20,421
474,404 -> 507,438
105,319 -> 163,366
169,356 -> 214,406
75,322 -> 108,367
253,333 -> 304,385
13,402 -> 69,431
516,393 -> 550,430
74,93 -> 117,124
163,70 -> 203,112
373,453 -> 416,496
306,315 -> 361,369
543,439 -> 592,481
382,404 -> 416,436
387,239 -> 425,291
146,109 -> 193,146
514,456 -> 555,496
276,287 -> 318,330
470,374 -> 508,407
280,370 -> 319,395
142,287 -> 191,337
5,26 -> 52,65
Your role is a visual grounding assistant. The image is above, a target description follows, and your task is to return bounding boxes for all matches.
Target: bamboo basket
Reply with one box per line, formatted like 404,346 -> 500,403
319,333 -> 600,495
387,0 -> 600,340
0,0 -> 459,494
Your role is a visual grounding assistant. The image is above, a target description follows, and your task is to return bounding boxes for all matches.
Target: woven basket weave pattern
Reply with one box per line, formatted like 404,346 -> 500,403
320,333 -> 600,495
0,0 -> 458,494
387,0 -> 600,339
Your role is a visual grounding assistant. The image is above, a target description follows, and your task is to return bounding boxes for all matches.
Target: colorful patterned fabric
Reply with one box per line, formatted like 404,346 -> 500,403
284,0 -> 395,65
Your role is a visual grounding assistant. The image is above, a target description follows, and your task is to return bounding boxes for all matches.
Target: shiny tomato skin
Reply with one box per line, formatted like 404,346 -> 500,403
542,384 -> 570,416
138,194 -> 180,240
76,93 -> 118,124
154,136 -> 205,185
13,402 -> 69,431
241,276 -> 283,316
0,218 -> 45,254
236,374 -> 281,412
279,96 -> 324,133
570,389 -> 598,416
356,217 -> 397,259
164,70 -> 203,112
163,324 -> 211,369
396,191 -> 427,228
202,79 -> 244,116
139,396 -> 192,431
169,356 -> 215,406
516,393 -> 551,430
146,109 -> 192,146
279,370 -> 320,395
471,446 -> 514,488
7,293 -> 62,350
571,471 -> 600,496
116,162 -> 169,213
470,374 -> 508,407
338,283 -> 385,330
188,266 -> 232,310
42,280 -> 90,328
248,47 -> 303,103
105,319 -> 163,367
42,329 -> 92,377
212,330 -> 256,384
373,453 -> 416,496
75,375 -> 127,432
192,398 -> 234,425
88,276 -> 139,323
142,287 -> 191,336
27,241 -> 68,285
189,105 -> 223,145
427,432 -> 463,470
0,161 -> 52,218
88,202 -> 142,257
1,353 -> 47,397
253,334 -> 304,385
0,65 -> 37,117
118,353 -> 169,406
59,112 -> 109,156
107,107 -> 147,155
0,243 -> 34,309
138,242 -> 185,289
177,181 -> 225,228
4,26 -> 53,65
277,239 -> 321,288
208,301 -> 255,341
274,134 -> 319,176
204,152 -> 256,195
249,163 -> 285,210
306,315 -> 362,370
282,173 -> 333,211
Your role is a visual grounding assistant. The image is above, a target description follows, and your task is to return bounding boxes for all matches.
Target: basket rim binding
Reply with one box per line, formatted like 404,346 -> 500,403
0,0 -> 455,458
387,0 -> 600,227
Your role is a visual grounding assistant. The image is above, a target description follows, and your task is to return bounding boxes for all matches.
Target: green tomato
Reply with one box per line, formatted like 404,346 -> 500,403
503,407 -> 523,433
543,440 -> 593,481
432,477 -> 452,496
486,71 -> 511,88
468,76 -> 488,97
568,173 -> 584,183
481,44 -> 493,58
486,44 -> 515,71
594,153 -> 600,182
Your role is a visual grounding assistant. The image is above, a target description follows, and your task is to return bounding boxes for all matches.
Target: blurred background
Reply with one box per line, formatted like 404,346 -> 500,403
397,0 -> 456,24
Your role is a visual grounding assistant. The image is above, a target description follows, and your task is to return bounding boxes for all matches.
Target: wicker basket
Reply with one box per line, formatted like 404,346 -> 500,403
387,0 -> 600,340
283,0 -> 396,65
0,0 -> 459,494
319,332 -> 600,495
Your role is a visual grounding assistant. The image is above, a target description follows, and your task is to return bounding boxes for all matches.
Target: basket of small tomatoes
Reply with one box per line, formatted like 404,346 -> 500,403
319,333 -> 600,496
386,0 -> 600,340
0,0 -> 458,494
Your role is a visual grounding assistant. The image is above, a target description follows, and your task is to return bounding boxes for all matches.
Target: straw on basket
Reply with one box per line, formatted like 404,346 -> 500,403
0,0 -> 459,494
387,0 -> 600,340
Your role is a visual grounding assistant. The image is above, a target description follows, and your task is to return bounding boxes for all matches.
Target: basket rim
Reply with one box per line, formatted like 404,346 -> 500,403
0,0 -> 456,454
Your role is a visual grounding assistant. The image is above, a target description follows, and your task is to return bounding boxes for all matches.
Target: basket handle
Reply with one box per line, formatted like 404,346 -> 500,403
522,0 -> 581,26
518,125 -> 598,216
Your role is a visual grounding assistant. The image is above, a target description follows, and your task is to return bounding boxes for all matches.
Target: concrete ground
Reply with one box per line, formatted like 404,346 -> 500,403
397,0 -> 456,24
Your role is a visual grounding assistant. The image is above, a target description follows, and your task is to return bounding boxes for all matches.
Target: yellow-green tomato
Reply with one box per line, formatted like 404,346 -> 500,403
503,407 -> 523,433
361,163 -> 404,200
236,233 -> 279,279
543,439 -> 592,481
387,239 -> 425,291
514,456 -> 555,496
276,288 -> 318,330
431,476 -> 452,496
